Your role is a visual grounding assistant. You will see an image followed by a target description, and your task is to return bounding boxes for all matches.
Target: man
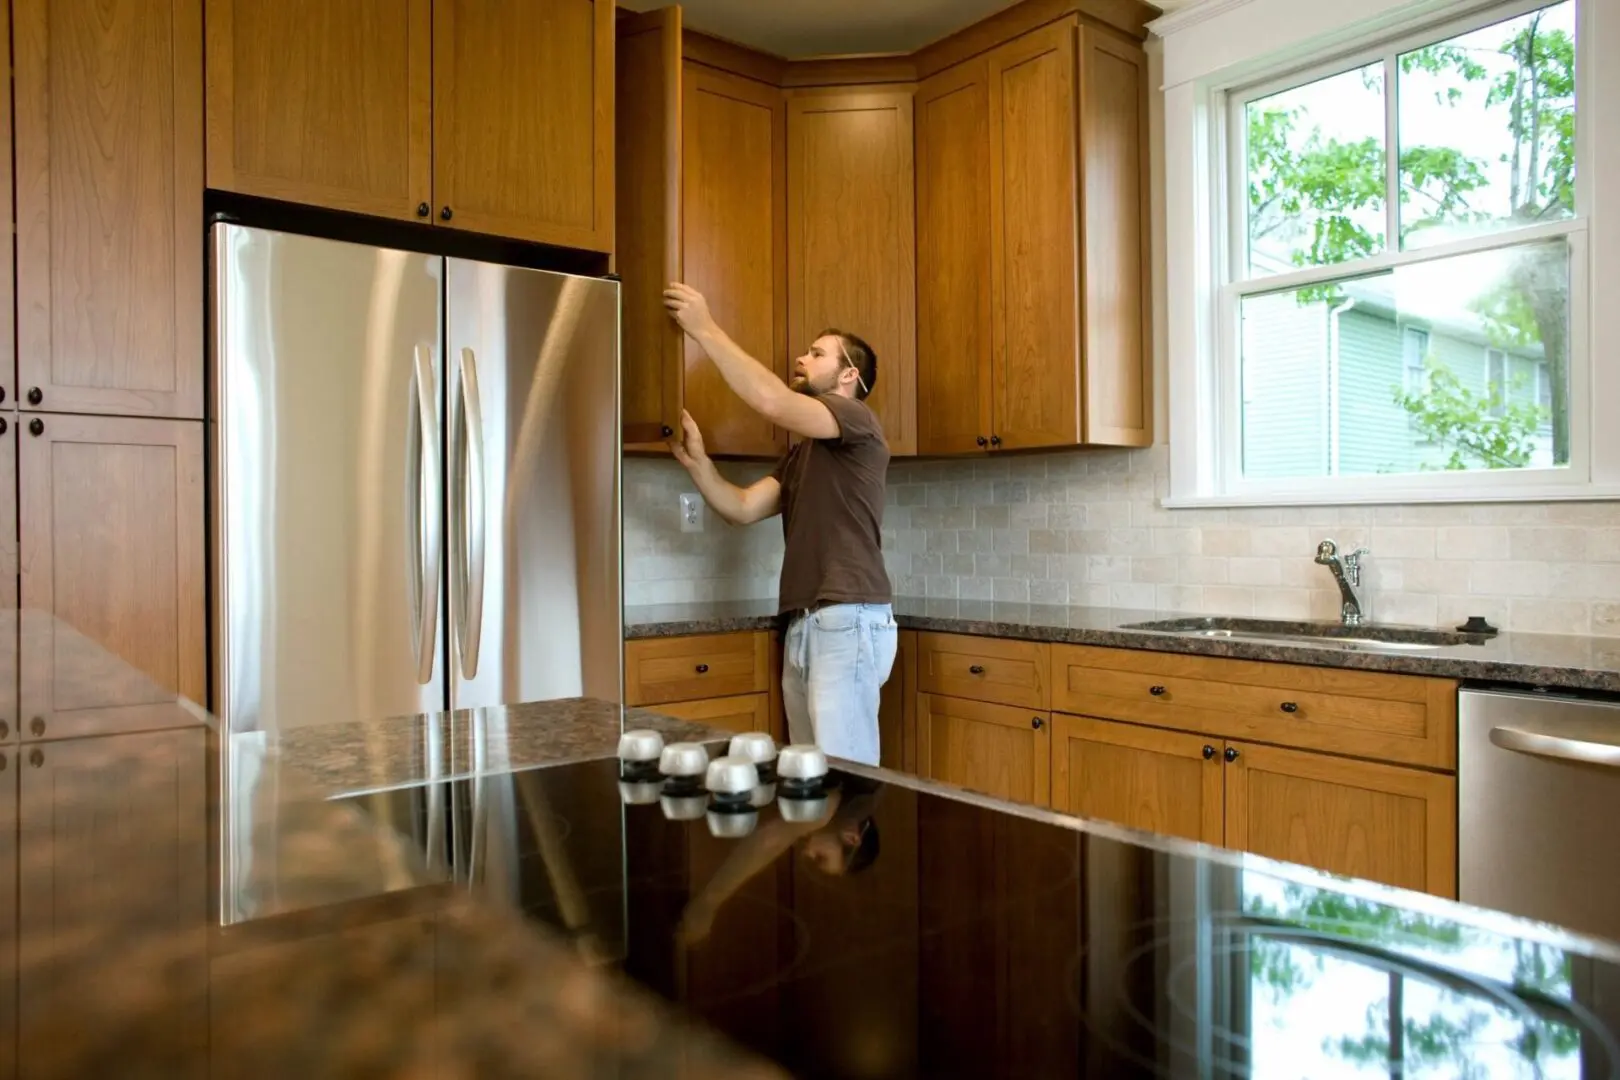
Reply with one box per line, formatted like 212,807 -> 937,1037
663,282 -> 895,766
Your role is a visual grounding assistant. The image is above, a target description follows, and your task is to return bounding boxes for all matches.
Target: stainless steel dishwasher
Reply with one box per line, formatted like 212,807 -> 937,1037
1459,686 -> 1620,942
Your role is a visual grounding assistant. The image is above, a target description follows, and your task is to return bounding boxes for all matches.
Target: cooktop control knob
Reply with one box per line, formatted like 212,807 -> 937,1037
618,781 -> 662,806
659,742 -> 709,792
777,745 -> 829,796
659,793 -> 708,822
749,782 -> 778,809
778,795 -> 829,823
727,732 -> 778,780
707,808 -> 759,838
705,755 -> 760,804
619,729 -> 665,780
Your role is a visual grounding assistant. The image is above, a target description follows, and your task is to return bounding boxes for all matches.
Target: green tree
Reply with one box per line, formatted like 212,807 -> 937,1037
1247,5 -> 1575,463
1394,360 -> 1546,470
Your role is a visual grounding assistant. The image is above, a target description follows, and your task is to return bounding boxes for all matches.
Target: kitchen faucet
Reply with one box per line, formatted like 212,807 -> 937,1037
1314,539 -> 1369,626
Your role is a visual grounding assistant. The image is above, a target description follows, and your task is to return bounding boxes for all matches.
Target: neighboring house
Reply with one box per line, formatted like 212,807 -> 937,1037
1241,270 -> 1551,479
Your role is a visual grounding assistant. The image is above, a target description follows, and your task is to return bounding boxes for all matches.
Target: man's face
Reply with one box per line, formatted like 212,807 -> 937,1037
797,822 -> 865,876
789,335 -> 853,397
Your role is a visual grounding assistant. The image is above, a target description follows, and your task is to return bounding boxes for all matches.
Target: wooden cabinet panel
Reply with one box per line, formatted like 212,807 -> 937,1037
915,59 -> 994,455
1226,742 -> 1457,898
682,64 -> 787,458
1051,643 -> 1458,769
0,745 -> 14,1080
879,629 -> 917,771
204,0 -> 432,220
18,727 -> 208,1073
624,632 -> 771,707
653,693 -> 771,736
987,20 -> 1080,451
14,0 -> 204,419
19,416 -> 206,739
1077,28 -> 1151,446
433,0 -> 615,251
1050,714 -> 1223,845
0,0 -> 14,411
916,632 -> 1049,709
0,419 -> 15,747
786,89 -> 917,456
917,694 -> 1049,805
617,9 -> 685,446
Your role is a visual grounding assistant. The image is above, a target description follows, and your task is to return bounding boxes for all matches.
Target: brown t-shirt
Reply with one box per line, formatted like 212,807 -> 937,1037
771,394 -> 892,613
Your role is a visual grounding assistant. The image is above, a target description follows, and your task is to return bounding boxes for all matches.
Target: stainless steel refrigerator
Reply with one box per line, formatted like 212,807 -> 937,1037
210,224 -> 621,734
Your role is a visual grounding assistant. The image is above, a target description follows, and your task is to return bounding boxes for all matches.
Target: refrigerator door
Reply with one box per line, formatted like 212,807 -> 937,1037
445,260 -> 621,711
213,225 -> 446,733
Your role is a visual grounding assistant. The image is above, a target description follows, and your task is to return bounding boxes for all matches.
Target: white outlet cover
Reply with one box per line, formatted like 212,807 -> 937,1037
679,493 -> 704,533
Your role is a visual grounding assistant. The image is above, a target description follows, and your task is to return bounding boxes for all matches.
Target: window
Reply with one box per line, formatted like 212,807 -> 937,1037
1220,0 -> 1583,494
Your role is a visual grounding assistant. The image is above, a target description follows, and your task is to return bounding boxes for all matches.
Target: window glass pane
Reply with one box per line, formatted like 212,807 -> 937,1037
1240,238 -> 1570,479
1399,1 -> 1576,249
1246,63 -> 1386,277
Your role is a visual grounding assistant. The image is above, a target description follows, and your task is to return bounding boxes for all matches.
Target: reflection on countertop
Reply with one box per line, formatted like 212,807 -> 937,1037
624,597 -> 1620,692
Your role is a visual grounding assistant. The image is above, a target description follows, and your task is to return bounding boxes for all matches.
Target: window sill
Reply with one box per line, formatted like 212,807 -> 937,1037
1162,483 -> 1620,510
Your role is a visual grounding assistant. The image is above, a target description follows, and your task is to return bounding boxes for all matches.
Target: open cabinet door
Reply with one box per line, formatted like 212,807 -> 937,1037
617,7 -> 685,449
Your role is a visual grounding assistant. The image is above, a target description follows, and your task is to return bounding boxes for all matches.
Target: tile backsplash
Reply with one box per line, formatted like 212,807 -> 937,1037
624,451 -> 1620,636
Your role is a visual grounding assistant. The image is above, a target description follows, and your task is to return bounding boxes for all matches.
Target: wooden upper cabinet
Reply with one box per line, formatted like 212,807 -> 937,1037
786,88 -> 917,456
434,0 -> 615,251
204,0 -> 432,221
681,63 -> 788,458
19,416 -> 206,740
0,0 -> 14,410
917,694 -> 1050,805
1050,715 -> 1223,845
986,20 -> 1080,451
617,8 -> 685,447
14,0 -> 204,419
915,58 -> 994,455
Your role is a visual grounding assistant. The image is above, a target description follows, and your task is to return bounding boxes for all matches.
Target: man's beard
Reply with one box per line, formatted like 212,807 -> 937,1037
790,371 -> 838,396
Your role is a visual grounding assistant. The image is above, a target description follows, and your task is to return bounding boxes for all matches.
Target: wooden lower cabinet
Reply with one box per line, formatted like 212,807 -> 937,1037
1050,714 -> 1222,846
916,694 -> 1049,806
878,629 -> 916,771
653,693 -> 772,737
1226,741 -> 1456,898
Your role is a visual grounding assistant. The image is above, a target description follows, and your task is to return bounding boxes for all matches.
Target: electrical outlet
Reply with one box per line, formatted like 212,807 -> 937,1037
679,493 -> 704,533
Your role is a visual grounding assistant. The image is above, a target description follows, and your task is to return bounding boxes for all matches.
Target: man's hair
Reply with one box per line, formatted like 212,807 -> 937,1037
821,329 -> 878,401
842,818 -> 880,875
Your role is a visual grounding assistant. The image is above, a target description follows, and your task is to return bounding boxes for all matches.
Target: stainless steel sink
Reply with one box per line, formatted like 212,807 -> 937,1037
1119,616 -> 1481,653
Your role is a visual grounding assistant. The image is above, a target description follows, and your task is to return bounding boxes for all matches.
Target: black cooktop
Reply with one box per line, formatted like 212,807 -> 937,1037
337,758 -> 1620,1079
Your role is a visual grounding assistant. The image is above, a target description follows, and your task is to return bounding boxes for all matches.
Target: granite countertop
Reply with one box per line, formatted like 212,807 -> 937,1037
624,597 -> 1620,693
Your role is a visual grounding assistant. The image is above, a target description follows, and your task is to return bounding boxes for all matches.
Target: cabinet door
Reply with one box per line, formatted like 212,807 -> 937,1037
0,746 -> 14,1080
653,693 -> 771,736
1225,742 -> 1457,898
1050,714 -> 1223,844
433,0 -> 615,251
879,629 -> 917,771
19,416 -> 206,740
18,728 -> 208,1075
915,59 -> 993,455
917,694 -> 1049,805
0,418 -> 15,747
204,0 -> 432,221
682,64 -> 788,458
1077,27 -> 1151,447
787,89 -> 917,456
14,0 -> 204,419
617,9 -> 685,447
987,20 -> 1080,450
0,0 -> 14,411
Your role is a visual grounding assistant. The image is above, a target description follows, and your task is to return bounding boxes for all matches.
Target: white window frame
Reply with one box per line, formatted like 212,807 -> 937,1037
1402,326 -> 1430,395
1159,0 -> 1611,507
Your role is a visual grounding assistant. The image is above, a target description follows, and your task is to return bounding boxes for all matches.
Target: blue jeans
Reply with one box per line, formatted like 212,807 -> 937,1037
781,603 -> 898,767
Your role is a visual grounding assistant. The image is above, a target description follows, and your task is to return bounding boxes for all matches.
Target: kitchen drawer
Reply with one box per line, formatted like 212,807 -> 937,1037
625,632 -> 771,706
916,633 -> 1049,709
651,693 -> 772,737
1051,644 -> 1457,769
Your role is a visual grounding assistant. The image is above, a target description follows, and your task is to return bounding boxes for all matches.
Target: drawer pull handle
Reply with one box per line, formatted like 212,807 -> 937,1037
1279,701 -> 1299,714
1224,746 -> 1240,763
29,717 -> 44,737
968,665 -> 985,675
1202,744 -> 1215,760
1031,716 -> 1044,730
1149,685 -> 1166,697
695,663 -> 709,674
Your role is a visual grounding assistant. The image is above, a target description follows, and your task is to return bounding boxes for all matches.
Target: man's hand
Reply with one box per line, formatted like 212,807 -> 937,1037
663,283 -> 717,339
667,409 -> 708,471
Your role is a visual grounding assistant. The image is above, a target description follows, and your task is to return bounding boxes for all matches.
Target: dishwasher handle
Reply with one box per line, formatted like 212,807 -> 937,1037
1488,721 -> 1620,769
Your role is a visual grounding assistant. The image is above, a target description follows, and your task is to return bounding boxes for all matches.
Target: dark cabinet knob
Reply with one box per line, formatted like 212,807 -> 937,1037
440,206 -> 453,221
969,664 -> 985,675
29,749 -> 43,768
0,721 -> 7,740
661,425 -> 673,438
976,436 -> 988,447
1031,716 -> 1044,730
30,717 -> 45,737
0,418 -> 8,436
1279,702 -> 1299,714
1224,746 -> 1240,763
416,202 -> 431,217
26,387 -> 42,405
1202,744 -> 1215,760
989,435 -> 1002,447
28,419 -> 43,437
0,753 -> 6,772
695,663 -> 709,674
1149,685 -> 1166,696
0,386 -> 7,403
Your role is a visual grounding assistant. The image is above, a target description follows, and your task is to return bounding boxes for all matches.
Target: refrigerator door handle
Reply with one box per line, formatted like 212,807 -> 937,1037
411,344 -> 442,684
456,346 -> 488,679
